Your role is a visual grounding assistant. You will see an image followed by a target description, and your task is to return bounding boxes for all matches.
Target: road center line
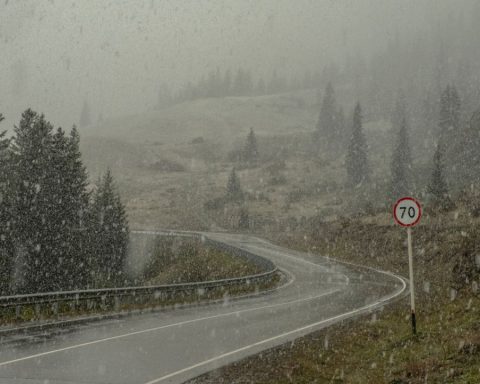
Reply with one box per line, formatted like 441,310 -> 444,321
144,279 -> 407,384
0,289 -> 339,368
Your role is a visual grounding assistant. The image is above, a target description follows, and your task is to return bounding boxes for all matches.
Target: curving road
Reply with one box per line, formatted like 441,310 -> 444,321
0,232 -> 406,384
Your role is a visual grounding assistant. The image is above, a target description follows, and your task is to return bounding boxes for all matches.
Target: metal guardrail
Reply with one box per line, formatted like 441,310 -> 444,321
0,231 -> 278,320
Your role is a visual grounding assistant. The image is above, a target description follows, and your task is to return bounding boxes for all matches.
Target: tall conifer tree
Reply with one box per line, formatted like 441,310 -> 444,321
88,170 -> 129,286
439,85 -> 460,143
346,103 -> 369,186
243,128 -> 259,164
316,82 -> 338,140
0,114 -> 15,294
390,117 -> 412,199
427,143 -> 451,208
11,110 -> 58,292
226,168 -> 243,201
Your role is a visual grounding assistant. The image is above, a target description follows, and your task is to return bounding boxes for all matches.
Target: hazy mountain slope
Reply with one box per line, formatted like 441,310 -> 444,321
82,90 -> 318,145
79,136 -> 149,178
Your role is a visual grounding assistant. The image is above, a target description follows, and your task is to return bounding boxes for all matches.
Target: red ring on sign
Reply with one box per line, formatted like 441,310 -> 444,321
393,197 -> 422,227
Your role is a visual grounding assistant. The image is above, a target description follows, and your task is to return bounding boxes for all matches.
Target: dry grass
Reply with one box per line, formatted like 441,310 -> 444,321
141,236 -> 262,285
189,211 -> 480,384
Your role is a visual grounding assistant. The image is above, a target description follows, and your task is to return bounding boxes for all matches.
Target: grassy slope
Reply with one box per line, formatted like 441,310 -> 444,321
77,88 -> 434,232
82,90 -> 318,144
78,90 -> 320,230
190,295 -> 479,384
141,237 -> 262,285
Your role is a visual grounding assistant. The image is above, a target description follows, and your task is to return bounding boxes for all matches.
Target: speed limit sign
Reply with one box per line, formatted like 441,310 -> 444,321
393,196 -> 422,335
393,197 -> 422,227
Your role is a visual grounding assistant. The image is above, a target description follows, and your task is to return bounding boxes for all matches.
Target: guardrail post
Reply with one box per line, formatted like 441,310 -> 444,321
52,302 -> 58,318
15,305 -> 21,320
34,303 -> 41,320
114,296 -> 120,311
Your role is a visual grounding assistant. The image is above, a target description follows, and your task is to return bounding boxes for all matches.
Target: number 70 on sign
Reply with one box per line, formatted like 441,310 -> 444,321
393,197 -> 422,227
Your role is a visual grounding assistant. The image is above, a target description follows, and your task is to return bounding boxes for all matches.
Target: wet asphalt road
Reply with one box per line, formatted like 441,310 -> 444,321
0,232 -> 406,384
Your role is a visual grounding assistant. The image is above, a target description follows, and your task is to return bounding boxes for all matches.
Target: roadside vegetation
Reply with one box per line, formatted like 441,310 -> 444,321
139,236 -> 262,285
189,205 -> 480,383
0,234 -> 279,327
0,111 -> 129,295
190,294 -> 479,384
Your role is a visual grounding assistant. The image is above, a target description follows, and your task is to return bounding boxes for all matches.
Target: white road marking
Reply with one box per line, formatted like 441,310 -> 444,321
0,231 -> 407,384
238,243 -> 351,284
144,278 -> 407,384
0,289 -> 339,368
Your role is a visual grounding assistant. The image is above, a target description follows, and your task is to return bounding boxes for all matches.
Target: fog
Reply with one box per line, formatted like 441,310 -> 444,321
2,0 -> 476,130
2,3 -> 480,383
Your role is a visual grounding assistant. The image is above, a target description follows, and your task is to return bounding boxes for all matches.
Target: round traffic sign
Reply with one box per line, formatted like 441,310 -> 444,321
393,197 -> 422,227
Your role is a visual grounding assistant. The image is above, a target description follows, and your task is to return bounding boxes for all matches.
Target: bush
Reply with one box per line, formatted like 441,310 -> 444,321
451,237 -> 480,291
204,196 -> 227,210
148,158 -> 186,172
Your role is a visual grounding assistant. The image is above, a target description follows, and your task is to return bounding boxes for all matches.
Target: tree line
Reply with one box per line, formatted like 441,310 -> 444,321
0,109 -> 129,295
315,82 -> 480,210
158,67 -> 324,107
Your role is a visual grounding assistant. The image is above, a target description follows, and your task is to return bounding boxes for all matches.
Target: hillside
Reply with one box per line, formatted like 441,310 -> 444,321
81,90 -> 319,145
78,90 -> 432,232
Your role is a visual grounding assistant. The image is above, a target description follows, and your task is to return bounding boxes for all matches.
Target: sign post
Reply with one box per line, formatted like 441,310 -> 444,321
393,197 -> 422,335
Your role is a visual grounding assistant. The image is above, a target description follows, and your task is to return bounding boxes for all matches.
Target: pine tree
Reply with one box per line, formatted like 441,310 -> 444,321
427,144 -> 451,209
437,85 -> 463,182
88,170 -> 129,286
336,106 -> 346,143
316,82 -> 339,141
0,114 -> 15,294
346,103 -> 369,187
10,111 -> 94,292
79,100 -> 91,128
238,206 -> 249,230
37,126 -> 89,290
7,110 -> 127,292
56,127 -> 90,289
391,90 -> 407,133
390,117 -> 412,199
48,127 -> 71,290
11,109 -> 58,292
243,128 -> 258,164
462,107 -> 480,185
226,168 -> 243,201
438,85 -> 460,143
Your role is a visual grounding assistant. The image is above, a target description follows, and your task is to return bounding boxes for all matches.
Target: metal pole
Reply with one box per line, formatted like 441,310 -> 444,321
407,227 -> 416,335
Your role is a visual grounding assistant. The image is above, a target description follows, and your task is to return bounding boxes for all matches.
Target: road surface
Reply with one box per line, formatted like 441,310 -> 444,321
0,232 -> 406,384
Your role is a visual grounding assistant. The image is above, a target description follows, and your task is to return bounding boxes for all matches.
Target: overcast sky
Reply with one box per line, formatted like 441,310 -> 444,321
0,0 -> 472,130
